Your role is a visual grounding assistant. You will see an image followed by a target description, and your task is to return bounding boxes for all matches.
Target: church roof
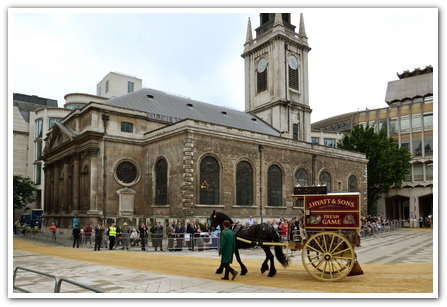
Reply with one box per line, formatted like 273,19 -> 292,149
103,88 -> 280,136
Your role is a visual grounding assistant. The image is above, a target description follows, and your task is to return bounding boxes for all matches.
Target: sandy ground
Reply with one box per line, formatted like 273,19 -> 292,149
13,238 -> 433,294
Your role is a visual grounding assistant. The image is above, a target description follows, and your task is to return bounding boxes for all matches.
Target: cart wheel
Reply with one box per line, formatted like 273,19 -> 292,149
302,231 -> 355,282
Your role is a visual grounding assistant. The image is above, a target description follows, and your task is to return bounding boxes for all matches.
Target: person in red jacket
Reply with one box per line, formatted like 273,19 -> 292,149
49,223 -> 57,241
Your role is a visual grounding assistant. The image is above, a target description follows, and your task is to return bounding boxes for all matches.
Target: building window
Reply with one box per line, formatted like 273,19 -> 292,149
288,66 -> 299,90
426,163 -> 433,180
257,70 -> 267,93
105,80 -> 109,93
400,115 -> 410,134
311,137 -> 320,144
424,114 -> 433,131
155,158 -> 168,206
413,138 -> 422,157
116,161 -> 138,184
200,156 -> 220,205
378,119 -> 387,133
35,120 -> 43,138
67,104 -> 84,110
424,137 -> 433,156
293,124 -> 299,141
128,81 -> 135,93
348,175 -> 359,192
34,163 -> 41,185
49,118 -> 60,129
405,166 -> 412,181
268,165 -> 282,206
319,171 -> 331,192
295,168 -> 309,187
97,86 -> 101,96
390,117 -> 398,136
413,164 -> 424,181
412,114 -> 422,132
401,138 -> 410,152
236,161 -> 253,206
121,122 -> 133,133
35,141 -> 42,161
324,138 -> 336,147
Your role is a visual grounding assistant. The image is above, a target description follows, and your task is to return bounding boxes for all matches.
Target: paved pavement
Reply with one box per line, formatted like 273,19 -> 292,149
11,228 -> 433,295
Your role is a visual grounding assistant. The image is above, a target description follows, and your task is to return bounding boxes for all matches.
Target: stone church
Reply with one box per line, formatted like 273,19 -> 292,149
42,13 -> 367,228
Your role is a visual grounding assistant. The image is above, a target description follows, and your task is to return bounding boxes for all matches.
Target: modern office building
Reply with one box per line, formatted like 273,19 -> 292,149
311,66 -> 434,225
352,66 -> 434,225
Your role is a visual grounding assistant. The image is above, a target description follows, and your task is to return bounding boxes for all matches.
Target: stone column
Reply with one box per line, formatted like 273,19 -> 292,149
72,153 -> 80,212
52,163 -> 59,214
61,159 -> 70,214
89,148 -> 99,212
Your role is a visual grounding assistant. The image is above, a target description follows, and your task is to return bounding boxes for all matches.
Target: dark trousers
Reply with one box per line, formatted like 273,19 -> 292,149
109,236 -> 116,250
73,237 -> 80,248
221,263 -> 236,278
94,236 -> 102,250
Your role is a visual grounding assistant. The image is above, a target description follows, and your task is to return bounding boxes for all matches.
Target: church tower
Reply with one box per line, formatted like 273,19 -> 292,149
242,13 -> 312,141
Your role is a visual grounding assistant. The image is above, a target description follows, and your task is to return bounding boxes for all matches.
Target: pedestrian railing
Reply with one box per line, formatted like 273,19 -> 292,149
13,266 -> 103,293
15,220 -> 403,252
360,220 -> 401,238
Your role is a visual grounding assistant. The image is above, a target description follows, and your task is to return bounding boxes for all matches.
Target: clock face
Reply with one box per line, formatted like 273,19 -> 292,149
288,56 -> 298,69
257,58 -> 267,73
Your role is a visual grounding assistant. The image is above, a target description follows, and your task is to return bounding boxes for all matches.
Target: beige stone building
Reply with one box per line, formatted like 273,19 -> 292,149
311,66 -> 434,225
41,13 -> 368,228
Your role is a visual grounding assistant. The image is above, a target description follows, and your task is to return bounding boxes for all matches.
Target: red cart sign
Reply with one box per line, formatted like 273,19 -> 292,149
304,194 -> 361,229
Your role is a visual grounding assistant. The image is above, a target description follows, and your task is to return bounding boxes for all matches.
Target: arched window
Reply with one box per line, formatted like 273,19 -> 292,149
155,158 -> 168,206
319,171 -> 331,192
200,156 -> 220,205
236,161 -> 253,206
348,175 -> 359,192
295,168 -> 309,187
268,165 -> 282,206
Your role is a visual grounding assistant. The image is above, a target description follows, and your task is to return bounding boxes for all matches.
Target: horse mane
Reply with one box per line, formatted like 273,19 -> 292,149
213,211 -> 234,225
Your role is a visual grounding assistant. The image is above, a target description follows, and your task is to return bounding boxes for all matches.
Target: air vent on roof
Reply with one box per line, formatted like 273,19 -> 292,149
187,103 -> 193,107
146,94 -> 154,99
251,118 -> 257,122
221,111 -> 227,115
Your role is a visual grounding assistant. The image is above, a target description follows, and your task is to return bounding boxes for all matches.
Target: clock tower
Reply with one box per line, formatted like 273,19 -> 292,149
242,13 -> 312,141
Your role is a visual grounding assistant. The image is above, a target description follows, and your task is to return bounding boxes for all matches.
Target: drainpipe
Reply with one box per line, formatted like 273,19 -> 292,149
312,154 -> 317,185
259,145 -> 264,224
102,114 -> 109,225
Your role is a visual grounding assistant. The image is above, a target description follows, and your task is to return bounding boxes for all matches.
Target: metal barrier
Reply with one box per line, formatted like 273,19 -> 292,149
360,220 -> 401,238
13,266 -> 103,293
15,227 -> 221,252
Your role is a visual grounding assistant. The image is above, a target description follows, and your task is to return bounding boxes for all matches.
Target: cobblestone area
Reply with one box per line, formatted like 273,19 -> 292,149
11,228 -> 434,296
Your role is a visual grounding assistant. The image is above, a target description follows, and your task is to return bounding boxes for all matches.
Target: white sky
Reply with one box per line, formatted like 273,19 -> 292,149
8,6 -> 438,123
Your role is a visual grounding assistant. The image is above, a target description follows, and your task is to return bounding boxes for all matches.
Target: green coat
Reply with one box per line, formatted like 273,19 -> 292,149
219,228 -> 236,264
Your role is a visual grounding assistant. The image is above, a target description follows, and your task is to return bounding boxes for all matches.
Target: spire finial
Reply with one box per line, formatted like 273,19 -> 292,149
245,17 -> 253,44
299,13 -> 307,39
274,13 -> 284,27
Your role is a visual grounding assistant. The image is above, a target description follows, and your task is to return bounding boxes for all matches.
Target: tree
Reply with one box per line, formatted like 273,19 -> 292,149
337,125 -> 411,214
13,175 -> 37,218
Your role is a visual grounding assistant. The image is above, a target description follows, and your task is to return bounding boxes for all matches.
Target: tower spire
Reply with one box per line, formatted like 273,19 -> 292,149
245,17 -> 253,45
274,13 -> 284,27
299,13 -> 308,41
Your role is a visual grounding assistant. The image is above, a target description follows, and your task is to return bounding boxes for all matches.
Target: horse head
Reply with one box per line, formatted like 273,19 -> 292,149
210,211 -> 234,230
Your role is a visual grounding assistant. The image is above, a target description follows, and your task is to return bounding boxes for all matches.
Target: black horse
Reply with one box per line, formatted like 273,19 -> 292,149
210,210 -> 289,277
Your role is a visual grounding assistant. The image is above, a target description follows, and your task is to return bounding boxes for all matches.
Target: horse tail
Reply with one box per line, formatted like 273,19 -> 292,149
274,245 -> 289,267
272,229 -> 289,268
